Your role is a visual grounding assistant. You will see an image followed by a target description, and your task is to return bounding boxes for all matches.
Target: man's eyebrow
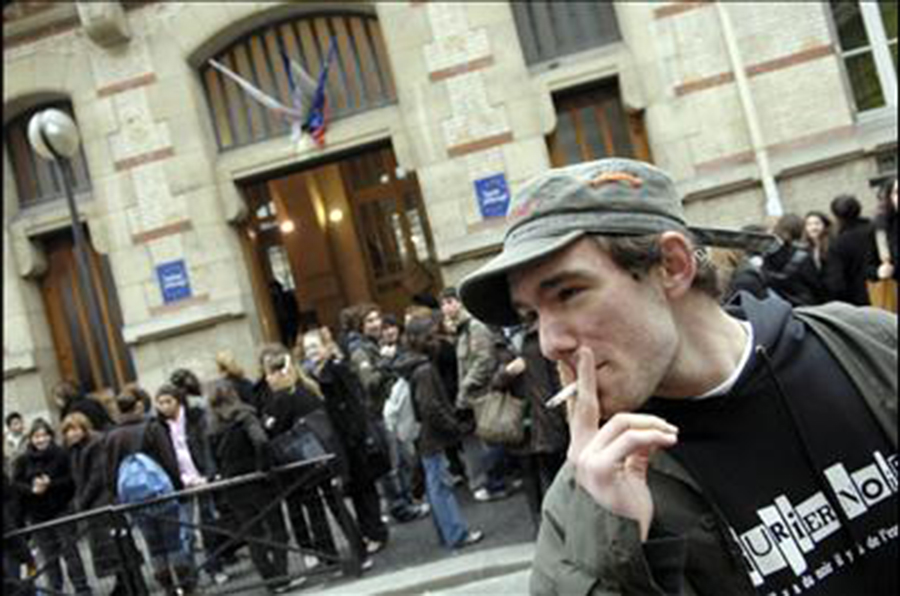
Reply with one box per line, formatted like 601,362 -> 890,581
537,269 -> 593,292
512,269 -> 594,312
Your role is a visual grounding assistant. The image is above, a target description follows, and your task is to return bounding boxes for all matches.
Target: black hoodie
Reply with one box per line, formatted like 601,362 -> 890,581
646,293 -> 897,595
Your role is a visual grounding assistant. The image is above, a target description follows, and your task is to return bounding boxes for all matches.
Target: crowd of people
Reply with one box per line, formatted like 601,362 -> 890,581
3,288 -> 571,596
713,175 -> 898,310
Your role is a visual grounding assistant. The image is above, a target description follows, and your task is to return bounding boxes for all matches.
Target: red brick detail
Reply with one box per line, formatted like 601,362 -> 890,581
114,147 -> 175,172
149,294 -> 210,317
131,220 -> 193,245
654,1 -> 711,20
675,72 -> 735,97
2,16 -> 79,49
695,151 -> 755,175
447,132 -> 514,158
768,125 -> 855,156
694,124 -> 856,174
675,45 -> 836,97
98,73 -> 158,98
746,45 -> 834,77
429,56 -> 495,82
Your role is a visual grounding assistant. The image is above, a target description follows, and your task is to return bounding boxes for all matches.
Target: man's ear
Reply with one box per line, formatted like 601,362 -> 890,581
658,232 -> 696,298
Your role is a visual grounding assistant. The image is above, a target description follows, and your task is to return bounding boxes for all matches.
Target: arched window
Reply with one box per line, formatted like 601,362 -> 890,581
199,11 -> 397,151
5,100 -> 92,208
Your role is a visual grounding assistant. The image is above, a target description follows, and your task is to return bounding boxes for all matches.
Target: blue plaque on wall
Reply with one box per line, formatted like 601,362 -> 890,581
156,260 -> 192,304
475,173 -> 511,219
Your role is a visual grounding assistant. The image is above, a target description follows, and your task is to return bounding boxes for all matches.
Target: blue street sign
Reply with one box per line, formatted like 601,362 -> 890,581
156,260 -> 192,304
474,173 -> 511,219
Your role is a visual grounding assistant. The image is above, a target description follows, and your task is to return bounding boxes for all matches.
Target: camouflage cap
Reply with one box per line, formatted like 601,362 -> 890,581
459,158 -> 779,327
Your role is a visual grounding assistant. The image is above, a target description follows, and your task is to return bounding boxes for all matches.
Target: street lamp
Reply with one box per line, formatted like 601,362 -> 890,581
28,108 -> 121,393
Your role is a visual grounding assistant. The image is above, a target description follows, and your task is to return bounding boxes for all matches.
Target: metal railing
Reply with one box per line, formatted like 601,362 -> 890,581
4,456 -> 363,595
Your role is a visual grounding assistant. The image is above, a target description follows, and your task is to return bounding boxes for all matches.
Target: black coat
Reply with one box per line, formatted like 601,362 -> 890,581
314,358 -> 384,487
3,470 -> 31,564
225,374 -> 261,413
824,218 -> 875,305
497,330 -> 569,455
12,443 -> 76,523
260,383 -> 324,438
158,406 -> 216,480
763,242 -> 827,306
104,416 -> 183,497
69,435 -> 112,512
208,410 -> 272,479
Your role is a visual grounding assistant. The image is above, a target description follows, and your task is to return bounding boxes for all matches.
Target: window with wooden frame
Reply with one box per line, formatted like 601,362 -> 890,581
5,101 -> 92,208
512,1 -> 621,66
547,79 -> 652,167
199,11 -> 398,151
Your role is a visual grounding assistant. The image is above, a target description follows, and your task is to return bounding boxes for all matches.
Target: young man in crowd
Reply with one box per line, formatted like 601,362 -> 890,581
460,158 -> 897,595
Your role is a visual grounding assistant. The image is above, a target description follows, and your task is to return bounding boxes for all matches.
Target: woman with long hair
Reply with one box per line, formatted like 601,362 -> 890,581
802,210 -> 833,273
872,175 -> 898,282
206,380 -> 299,594
256,343 -> 339,566
396,315 -> 484,550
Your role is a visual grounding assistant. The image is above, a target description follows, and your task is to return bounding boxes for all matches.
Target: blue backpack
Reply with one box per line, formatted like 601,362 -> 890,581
116,424 -> 175,505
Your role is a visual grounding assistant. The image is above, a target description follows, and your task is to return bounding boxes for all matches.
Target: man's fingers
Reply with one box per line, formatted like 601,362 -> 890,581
595,413 -> 679,449
585,428 -> 678,471
567,347 -> 600,461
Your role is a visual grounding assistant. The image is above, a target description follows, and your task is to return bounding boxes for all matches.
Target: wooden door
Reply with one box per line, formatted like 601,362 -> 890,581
39,229 -> 135,393
340,144 -> 440,315
547,79 -> 652,167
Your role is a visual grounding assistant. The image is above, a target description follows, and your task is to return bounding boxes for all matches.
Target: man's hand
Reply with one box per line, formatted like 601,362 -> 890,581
505,357 -> 527,376
877,261 -> 894,281
563,347 -> 678,542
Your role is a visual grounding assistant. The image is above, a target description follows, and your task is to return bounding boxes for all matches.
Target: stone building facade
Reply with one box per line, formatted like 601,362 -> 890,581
3,1 -> 896,420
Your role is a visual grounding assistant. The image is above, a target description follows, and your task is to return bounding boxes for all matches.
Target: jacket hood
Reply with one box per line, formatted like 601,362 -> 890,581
726,291 -> 793,354
393,351 -> 429,380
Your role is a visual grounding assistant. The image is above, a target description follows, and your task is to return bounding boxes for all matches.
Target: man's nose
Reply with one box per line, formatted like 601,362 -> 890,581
539,315 -> 577,363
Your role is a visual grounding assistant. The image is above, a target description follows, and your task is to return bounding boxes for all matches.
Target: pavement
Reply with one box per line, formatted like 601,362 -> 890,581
306,543 -> 533,595
298,482 -> 538,595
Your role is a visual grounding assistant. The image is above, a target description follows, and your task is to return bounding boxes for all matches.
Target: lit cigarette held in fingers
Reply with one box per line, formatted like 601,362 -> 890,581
545,382 -> 577,409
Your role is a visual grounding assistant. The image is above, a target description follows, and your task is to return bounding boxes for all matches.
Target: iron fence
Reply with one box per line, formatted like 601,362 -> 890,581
4,456 -> 363,595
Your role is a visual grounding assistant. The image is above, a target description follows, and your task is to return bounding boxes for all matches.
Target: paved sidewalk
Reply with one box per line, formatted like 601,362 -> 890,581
305,543 -> 534,595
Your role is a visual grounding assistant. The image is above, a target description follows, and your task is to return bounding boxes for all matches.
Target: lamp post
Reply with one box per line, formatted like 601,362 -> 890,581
28,109 -> 120,393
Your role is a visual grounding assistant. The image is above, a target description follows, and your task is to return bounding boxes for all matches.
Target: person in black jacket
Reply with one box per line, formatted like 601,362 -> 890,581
154,383 -> 229,585
206,380 -> 298,594
62,412 -> 143,596
106,385 -> 193,596
299,328 -> 388,558
397,316 -> 484,550
762,213 -> 827,306
258,344 -> 339,564
824,194 -> 875,305
12,418 -> 91,595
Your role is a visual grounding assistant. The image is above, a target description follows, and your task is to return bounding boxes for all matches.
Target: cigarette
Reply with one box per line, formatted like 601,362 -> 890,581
545,382 -> 577,409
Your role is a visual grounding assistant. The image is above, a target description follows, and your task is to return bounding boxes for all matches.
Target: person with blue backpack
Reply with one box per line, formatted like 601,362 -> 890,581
105,385 -> 196,596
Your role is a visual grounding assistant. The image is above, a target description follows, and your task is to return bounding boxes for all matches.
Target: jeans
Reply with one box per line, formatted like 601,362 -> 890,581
481,441 -> 508,493
421,453 -> 469,548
